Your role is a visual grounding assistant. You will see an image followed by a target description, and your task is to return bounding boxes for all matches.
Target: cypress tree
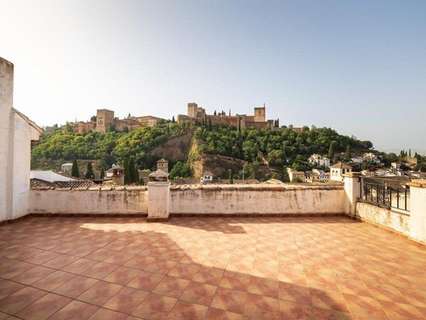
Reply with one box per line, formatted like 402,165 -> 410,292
71,160 -> 80,178
328,141 -> 337,161
85,162 -> 95,179
100,168 -> 105,180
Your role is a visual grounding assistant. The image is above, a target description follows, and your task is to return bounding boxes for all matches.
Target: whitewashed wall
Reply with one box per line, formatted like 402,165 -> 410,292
29,185 -> 346,216
0,58 -> 14,222
30,189 -> 149,215
170,185 -> 346,215
356,202 -> 410,235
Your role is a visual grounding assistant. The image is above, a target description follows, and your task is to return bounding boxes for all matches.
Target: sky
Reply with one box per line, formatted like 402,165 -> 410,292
1,0 -> 425,153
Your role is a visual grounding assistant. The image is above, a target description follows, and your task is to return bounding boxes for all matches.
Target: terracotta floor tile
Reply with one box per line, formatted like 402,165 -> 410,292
103,267 -> 140,285
62,258 -> 94,274
16,293 -> 71,320
11,265 -> 56,285
0,279 -> 25,300
48,300 -> 99,320
52,275 -> 99,298
103,287 -> 149,314
1,216 -> 426,320
211,288 -> 248,315
167,301 -> 208,320
0,286 -> 47,314
127,271 -> 164,291
32,270 -> 75,292
180,281 -> 217,306
88,308 -> 128,320
131,292 -> 177,320
78,281 -> 123,306
205,308 -> 246,320
81,261 -> 120,280
153,275 -> 191,298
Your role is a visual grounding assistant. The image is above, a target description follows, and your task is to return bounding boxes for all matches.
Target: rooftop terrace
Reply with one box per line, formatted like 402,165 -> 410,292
1,216 -> 425,320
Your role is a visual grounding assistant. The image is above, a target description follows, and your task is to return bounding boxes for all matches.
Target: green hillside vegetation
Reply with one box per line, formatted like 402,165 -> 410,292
31,122 -> 187,171
195,125 -> 372,170
32,122 -> 375,180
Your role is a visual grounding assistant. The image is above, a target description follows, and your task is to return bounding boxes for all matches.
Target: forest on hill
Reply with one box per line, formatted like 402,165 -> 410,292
32,122 -> 377,180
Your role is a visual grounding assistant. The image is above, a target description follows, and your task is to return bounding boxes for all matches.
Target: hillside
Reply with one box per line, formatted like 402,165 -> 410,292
31,123 -> 375,180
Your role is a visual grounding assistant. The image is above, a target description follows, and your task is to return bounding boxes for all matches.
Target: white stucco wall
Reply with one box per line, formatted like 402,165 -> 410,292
170,184 -> 346,215
0,57 -> 41,222
0,58 -> 14,222
28,185 -> 346,216
29,189 -> 149,214
356,202 -> 410,236
409,185 -> 426,243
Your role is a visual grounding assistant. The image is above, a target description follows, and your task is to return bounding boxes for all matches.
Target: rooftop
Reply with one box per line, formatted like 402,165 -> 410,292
1,216 -> 425,319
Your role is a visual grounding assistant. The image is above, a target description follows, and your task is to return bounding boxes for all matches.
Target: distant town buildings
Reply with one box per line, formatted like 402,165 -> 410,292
177,102 -> 279,129
157,159 -> 169,173
308,154 -> 331,168
73,109 -> 165,134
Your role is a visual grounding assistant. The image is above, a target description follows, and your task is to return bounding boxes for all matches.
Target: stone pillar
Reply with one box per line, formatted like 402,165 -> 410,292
408,180 -> 426,243
147,181 -> 170,221
343,172 -> 361,217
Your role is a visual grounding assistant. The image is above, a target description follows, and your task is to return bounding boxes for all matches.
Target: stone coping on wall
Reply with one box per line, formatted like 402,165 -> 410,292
409,179 -> 426,188
171,183 -> 343,191
31,183 -> 343,192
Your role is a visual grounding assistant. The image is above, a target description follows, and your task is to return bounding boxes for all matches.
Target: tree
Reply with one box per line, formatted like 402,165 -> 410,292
169,161 -> 191,179
344,145 -> 352,161
85,162 -> 95,179
172,116 -> 175,123
71,160 -> 79,178
124,158 -> 138,184
328,141 -> 337,161
100,168 -> 105,180
228,169 -> 234,184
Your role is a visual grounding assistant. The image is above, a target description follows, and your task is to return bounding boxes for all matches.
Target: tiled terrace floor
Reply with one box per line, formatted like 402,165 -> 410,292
0,216 -> 426,320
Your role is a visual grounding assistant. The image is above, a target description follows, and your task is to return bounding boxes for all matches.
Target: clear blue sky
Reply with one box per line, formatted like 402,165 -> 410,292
1,0 -> 425,153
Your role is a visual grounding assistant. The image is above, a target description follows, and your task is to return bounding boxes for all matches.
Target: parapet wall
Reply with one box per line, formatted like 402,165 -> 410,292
29,187 -> 149,215
356,202 -> 410,236
170,184 -> 346,215
28,184 -> 346,216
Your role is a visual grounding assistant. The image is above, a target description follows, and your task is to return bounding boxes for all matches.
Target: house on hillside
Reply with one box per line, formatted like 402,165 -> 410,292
330,162 -> 353,182
308,154 -> 331,168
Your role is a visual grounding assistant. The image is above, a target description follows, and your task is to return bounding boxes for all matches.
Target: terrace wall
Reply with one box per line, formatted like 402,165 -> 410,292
170,185 -> 346,215
355,202 -> 410,235
29,188 -> 149,215
28,184 -> 346,216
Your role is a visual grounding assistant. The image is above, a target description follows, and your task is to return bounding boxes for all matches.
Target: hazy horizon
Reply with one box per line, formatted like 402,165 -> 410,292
1,0 -> 425,153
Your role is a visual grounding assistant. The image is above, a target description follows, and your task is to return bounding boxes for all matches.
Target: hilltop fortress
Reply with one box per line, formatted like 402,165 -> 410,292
72,103 -> 278,134
73,109 -> 164,134
177,103 -> 279,129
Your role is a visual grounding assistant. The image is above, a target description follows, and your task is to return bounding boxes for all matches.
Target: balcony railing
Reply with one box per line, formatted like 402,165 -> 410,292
359,176 -> 410,212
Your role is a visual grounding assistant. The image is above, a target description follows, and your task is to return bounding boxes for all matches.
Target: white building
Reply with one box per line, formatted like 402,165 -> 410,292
363,152 -> 380,163
0,57 -> 42,222
330,162 -> 352,182
287,168 -> 306,182
308,154 -> 331,168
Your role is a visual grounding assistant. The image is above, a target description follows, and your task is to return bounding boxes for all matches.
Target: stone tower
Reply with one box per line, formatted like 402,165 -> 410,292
96,109 -> 114,133
254,105 -> 266,122
187,103 -> 198,118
